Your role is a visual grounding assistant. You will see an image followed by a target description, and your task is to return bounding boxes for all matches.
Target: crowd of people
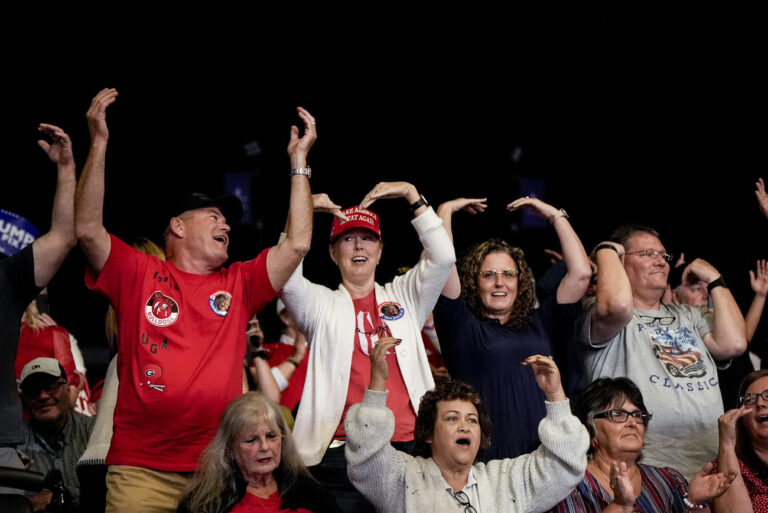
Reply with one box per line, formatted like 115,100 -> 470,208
2,88 -> 768,513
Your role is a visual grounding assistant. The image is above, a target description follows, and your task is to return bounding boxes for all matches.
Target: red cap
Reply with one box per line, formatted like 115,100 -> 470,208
329,206 -> 381,242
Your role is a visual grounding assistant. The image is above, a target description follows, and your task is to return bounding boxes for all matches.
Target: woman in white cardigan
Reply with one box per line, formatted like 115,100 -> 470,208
281,182 -> 456,512
345,338 -> 589,513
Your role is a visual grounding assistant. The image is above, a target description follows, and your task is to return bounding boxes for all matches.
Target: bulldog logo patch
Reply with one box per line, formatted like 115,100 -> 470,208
145,291 -> 180,327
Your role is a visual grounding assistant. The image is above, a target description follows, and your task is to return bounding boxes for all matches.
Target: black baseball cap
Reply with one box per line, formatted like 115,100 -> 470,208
169,192 -> 243,225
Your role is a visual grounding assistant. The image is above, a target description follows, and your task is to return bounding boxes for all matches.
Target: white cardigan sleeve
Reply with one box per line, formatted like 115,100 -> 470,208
391,207 -> 456,329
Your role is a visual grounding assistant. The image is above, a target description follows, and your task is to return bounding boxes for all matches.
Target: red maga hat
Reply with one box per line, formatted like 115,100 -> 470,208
329,206 -> 381,242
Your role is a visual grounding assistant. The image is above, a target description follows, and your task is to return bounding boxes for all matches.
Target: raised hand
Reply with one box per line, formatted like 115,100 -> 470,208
287,106 -> 317,168
610,461 -> 639,510
750,259 -> 768,296
521,354 -> 565,402
718,406 -> 751,449
37,124 -> 74,169
544,248 -> 564,265
367,337 -> 401,392
682,258 -> 721,286
688,462 -> 737,504
86,88 -> 118,143
436,197 -> 488,216
246,317 -> 265,349
756,178 -> 768,219
360,182 -> 418,209
313,193 -> 348,221
507,196 -> 560,221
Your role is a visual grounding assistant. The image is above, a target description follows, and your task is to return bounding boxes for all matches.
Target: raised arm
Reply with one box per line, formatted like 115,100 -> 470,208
344,337 -> 406,511
508,197 -> 591,304
712,407 -> 753,513
685,259 -> 747,360
755,178 -> 768,220
589,242 -> 634,344
265,107 -> 315,291
74,88 -> 118,274
359,181 -> 425,214
249,356 -> 281,404
272,333 -> 307,384
745,259 -> 768,342
435,198 -> 487,299
32,123 -> 78,287
513,355 -> 589,511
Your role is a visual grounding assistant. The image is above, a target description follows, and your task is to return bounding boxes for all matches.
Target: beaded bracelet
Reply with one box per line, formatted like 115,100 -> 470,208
682,493 -> 705,510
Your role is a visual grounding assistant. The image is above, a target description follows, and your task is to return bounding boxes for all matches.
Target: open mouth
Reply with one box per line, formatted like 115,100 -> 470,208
491,292 -> 507,297
758,415 -> 768,423
352,257 -> 368,263
213,235 -> 227,244
456,438 -> 471,446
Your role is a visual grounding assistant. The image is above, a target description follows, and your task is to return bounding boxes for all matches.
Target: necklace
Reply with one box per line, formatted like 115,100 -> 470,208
588,458 -> 640,512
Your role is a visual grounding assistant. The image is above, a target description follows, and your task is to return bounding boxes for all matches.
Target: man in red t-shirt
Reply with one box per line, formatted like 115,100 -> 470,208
75,88 -> 317,513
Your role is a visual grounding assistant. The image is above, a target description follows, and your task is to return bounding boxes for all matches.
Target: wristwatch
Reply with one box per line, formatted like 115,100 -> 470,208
409,194 -> 428,212
549,208 -> 569,224
290,166 -> 312,178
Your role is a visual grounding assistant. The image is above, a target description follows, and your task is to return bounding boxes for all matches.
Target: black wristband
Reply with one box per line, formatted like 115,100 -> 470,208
409,195 -> 428,213
287,356 -> 300,368
251,349 -> 271,361
594,243 -> 619,256
707,276 -> 727,293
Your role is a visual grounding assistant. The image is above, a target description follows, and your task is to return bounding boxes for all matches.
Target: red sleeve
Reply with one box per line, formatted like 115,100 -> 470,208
239,247 -> 278,317
84,234 -> 146,308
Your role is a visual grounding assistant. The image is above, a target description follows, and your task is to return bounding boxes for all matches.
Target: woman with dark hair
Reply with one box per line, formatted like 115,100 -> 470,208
178,392 -> 337,513
713,369 -> 768,512
433,196 -> 592,459
550,377 -> 735,512
345,337 -> 589,513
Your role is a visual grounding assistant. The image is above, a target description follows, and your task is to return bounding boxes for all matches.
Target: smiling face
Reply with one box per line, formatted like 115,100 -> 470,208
232,420 -> 283,483
428,399 -> 481,472
623,232 -> 670,298
176,207 -> 231,268
329,228 -> 383,285
476,251 -> 519,323
21,374 -> 73,429
742,376 -> 768,442
593,399 -> 646,460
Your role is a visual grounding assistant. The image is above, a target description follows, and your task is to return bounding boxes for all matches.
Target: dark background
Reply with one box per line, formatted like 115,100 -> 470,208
3,7 -> 765,384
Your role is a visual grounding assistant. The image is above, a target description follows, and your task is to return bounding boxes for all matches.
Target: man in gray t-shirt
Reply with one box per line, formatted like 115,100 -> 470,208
579,225 -> 747,479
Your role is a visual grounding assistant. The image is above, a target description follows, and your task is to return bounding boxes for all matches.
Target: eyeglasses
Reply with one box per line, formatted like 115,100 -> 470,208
635,314 -> 676,326
594,409 -> 652,425
741,389 -> 768,406
452,491 -> 477,513
625,249 -> 673,262
479,268 -> 519,280
634,304 -> 676,326
21,380 -> 66,398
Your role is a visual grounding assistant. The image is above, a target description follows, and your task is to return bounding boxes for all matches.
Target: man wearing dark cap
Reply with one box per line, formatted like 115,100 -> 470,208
74,88 -> 316,512
17,357 -> 95,510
